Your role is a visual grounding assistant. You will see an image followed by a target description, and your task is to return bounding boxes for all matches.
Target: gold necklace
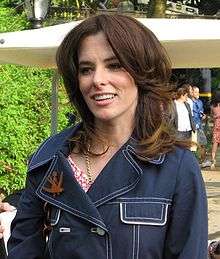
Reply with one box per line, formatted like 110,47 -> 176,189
84,151 -> 93,184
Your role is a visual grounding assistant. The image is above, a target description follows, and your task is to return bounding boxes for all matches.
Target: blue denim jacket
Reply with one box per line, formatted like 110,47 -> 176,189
7,125 -> 208,259
193,99 -> 204,129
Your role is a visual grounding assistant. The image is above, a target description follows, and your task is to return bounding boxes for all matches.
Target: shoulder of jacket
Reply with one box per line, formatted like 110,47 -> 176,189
171,146 -> 200,176
166,146 -> 192,166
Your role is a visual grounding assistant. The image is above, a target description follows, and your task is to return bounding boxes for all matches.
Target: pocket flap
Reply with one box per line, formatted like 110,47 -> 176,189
120,198 -> 171,226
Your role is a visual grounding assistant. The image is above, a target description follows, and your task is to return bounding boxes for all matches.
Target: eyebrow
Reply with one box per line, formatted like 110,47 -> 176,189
78,56 -> 119,66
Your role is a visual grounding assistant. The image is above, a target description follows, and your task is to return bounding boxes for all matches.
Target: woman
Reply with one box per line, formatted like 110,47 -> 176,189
173,87 -> 195,140
7,14 -> 208,258
210,90 -> 220,169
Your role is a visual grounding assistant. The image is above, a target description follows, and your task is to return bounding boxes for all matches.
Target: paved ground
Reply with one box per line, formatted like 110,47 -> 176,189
202,169 -> 220,240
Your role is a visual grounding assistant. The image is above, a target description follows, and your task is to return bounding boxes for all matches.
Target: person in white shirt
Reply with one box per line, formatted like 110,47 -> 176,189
185,83 -> 194,115
173,87 -> 195,140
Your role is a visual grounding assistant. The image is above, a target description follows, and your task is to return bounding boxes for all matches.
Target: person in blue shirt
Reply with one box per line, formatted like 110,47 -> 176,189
192,86 -> 211,167
193,91 -> 205,129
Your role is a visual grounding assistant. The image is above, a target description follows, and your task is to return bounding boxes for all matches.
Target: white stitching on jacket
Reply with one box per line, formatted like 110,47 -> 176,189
93,149 -> 142,206
124,203 -> 164,221
132,225 -> 136,259
137,225 -> 140,259
120,203 -> 169,226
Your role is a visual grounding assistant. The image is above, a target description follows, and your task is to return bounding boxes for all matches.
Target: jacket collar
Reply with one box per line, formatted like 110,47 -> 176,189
36,151 -> 108,231
28,123 -> 165,172
34,125 -> 166,230
36,146 -> 143,230
125,141 -> 165,165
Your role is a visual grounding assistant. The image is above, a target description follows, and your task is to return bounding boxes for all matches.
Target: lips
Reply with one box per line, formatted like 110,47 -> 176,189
92,93 -> 116,101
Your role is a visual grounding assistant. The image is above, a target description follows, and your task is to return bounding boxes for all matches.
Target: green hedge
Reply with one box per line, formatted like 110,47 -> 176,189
0,8 -> 71,195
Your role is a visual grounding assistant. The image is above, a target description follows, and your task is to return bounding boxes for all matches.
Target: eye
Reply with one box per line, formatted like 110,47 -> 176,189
108,62 -> 122,71
78,67 -> 92,75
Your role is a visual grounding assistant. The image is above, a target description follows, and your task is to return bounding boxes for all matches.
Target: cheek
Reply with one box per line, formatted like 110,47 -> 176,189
127,81 -> 138,96
79,79 -> 90,97
114,75 -> 137,94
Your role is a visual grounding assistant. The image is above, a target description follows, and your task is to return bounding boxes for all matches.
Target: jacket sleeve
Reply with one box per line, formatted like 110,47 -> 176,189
164,150 -> 208,259
7,174 -> 46,259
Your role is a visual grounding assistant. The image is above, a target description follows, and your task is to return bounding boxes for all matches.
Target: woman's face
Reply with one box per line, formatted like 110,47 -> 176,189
78,32 -> 138,125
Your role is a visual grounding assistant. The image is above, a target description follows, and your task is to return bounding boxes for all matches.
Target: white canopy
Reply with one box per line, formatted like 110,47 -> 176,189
0,18 -> 220,68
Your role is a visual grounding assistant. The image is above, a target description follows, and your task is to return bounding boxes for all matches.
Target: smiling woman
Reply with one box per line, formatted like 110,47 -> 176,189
78,32 -> 138,124
6,14 -> 208,259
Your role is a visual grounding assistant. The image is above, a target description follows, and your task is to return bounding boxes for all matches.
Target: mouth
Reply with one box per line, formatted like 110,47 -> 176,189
92,93 -> 117,101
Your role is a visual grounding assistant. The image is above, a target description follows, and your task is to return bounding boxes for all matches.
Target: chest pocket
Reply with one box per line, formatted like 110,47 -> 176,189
119,197 -> 171,226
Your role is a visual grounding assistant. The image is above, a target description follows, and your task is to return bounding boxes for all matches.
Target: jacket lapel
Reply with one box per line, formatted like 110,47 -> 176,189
36,152 -> 107,230
87,147 -> 142,207
31,124 -> 165,230
87,144 -> 165,207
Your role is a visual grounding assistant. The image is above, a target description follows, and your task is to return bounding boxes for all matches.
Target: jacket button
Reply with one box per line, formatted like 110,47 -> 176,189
90,227 -> 105,236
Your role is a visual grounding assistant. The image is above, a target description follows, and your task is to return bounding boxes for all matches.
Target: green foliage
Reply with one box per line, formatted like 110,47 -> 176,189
211,69 -> 220,91
147,0 -> 155,17
0,8 -> 28,32
0,7 -> 71,195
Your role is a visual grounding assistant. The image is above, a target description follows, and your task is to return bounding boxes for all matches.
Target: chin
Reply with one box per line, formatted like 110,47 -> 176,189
96,116 -> 113,122
94,112 -> 115,122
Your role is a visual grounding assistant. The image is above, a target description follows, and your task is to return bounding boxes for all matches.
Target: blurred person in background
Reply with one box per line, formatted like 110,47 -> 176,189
173,87 -> 195,141
210,90 -> 220,169
185,83 -> 198,151
185,83 -> 194,115
208,240 -> 220,259
192,86 -> 211,168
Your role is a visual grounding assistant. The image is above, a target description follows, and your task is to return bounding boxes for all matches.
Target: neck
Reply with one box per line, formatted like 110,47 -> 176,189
94,119 -> 134,149
176,98 -> 185,103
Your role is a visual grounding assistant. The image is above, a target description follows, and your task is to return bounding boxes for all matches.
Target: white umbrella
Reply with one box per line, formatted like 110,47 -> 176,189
0,18 -> 220,68
0,21 -> 80,68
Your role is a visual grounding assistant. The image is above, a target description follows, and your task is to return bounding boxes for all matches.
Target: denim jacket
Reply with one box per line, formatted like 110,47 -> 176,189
193,99 -> 204,129
7,125 -> 208,259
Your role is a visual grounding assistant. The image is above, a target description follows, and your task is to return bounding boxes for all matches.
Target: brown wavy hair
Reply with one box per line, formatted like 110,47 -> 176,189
175,87 -> 188,100
56,14 -> 182,158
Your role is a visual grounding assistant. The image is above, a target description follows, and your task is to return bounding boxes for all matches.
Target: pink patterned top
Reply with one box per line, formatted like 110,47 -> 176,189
212,105 -> 220,143
68,156 -> 92,192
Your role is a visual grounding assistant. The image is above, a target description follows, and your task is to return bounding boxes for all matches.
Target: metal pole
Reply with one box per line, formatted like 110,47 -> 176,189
201,68 -> 211,93
51,70 -> 59,136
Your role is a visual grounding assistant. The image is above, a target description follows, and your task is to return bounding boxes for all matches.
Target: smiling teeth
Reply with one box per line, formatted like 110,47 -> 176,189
94,94 -> 115,101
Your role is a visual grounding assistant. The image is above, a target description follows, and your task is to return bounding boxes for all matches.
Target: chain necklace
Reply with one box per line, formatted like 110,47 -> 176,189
84,150 -> 93,185
84,144 -> 117,185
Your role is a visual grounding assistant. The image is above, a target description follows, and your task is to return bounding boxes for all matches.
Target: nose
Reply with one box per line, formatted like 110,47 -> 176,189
93,67 -> 108,88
